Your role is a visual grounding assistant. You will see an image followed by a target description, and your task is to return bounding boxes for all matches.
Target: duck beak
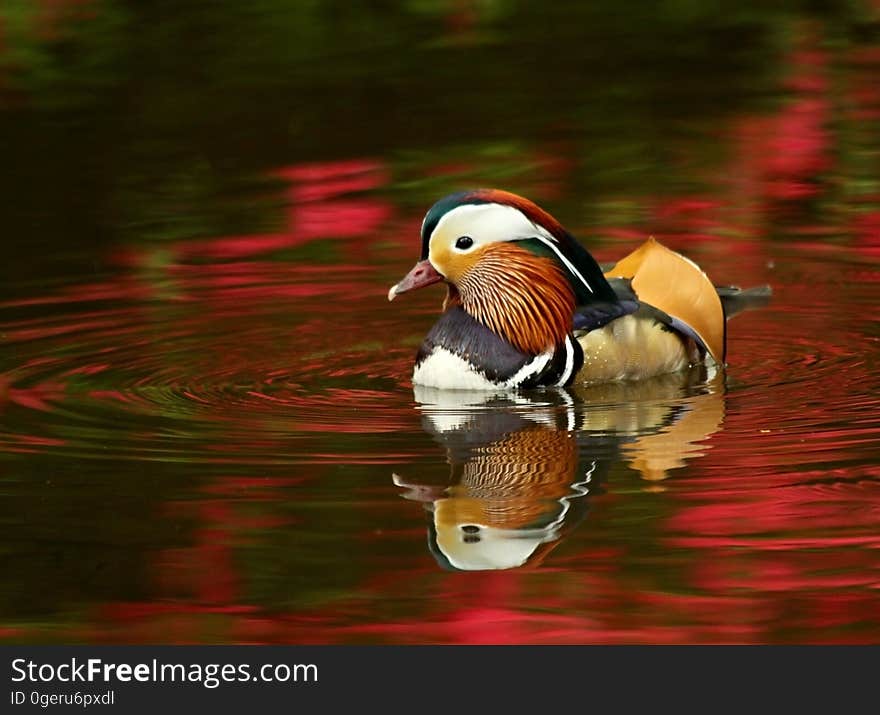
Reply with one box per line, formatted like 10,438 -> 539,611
387,260 -> 444,301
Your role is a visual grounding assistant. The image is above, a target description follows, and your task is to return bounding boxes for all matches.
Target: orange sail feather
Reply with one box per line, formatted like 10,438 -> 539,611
605,238 -> 726,363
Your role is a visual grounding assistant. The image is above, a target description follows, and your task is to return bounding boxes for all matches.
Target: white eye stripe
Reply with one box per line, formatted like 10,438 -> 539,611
431,203 -> 542,245
502,353 -> 551,388
429,202 -> 592,294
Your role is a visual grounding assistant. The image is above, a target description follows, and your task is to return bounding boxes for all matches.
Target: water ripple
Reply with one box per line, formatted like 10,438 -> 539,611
0,263 -> 420,463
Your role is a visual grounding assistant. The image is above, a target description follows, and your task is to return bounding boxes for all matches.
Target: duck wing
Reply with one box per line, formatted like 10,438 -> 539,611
603,238 -> 726,363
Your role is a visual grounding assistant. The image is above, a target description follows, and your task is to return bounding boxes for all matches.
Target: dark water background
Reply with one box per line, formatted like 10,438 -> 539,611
1,0 -> 879,643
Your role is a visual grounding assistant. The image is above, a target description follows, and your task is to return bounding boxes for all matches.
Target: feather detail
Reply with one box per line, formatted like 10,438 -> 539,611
457,243 -> 575,356
604,238 -> 726,363
433,426 -> 580,569
575,312 -> 698,384
465,189 -> 568,241
443,283 -> 461,312
440,426 -> 579,528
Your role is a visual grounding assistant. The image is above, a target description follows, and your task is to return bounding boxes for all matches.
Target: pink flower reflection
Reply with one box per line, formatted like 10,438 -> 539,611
165,159 -> 394,264
729,42 -> 831,204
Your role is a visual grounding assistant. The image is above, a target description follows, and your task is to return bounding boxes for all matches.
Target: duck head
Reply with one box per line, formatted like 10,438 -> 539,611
388,189 -> 618,355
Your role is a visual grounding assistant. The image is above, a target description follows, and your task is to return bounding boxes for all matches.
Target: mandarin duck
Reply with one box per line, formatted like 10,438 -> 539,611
388,189 -> 769,390
395,370 -> 724,570
394,389 -> 594,571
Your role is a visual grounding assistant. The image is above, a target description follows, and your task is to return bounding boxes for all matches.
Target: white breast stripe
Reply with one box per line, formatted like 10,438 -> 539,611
503,352 -> 551,388
555,336 -> 575,387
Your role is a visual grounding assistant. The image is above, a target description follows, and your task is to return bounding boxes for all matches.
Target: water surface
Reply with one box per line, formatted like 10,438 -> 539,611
1,1 -> 879,644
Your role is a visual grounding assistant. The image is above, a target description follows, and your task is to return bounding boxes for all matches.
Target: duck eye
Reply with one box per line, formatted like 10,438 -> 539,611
455,236 -> 474,250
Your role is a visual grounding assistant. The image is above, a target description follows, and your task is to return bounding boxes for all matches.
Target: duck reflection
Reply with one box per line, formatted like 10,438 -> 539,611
394,366 -> 725,571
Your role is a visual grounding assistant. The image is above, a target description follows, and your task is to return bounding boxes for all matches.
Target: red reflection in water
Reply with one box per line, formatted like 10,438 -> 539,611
291,200 -> 392,243
854,211 -> 880,256
2,25 -> 880,646
731,42 -> 830,204
163,159 -> 395,264
6,383 -> 66,412
607,31 -> 842,257
667,481 -> 880,537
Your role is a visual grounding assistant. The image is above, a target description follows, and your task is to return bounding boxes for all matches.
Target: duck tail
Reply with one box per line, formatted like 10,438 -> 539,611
715,284 -> 773,319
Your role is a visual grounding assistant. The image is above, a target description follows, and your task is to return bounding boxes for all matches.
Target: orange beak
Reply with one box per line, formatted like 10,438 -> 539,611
387,260 -> 444,301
